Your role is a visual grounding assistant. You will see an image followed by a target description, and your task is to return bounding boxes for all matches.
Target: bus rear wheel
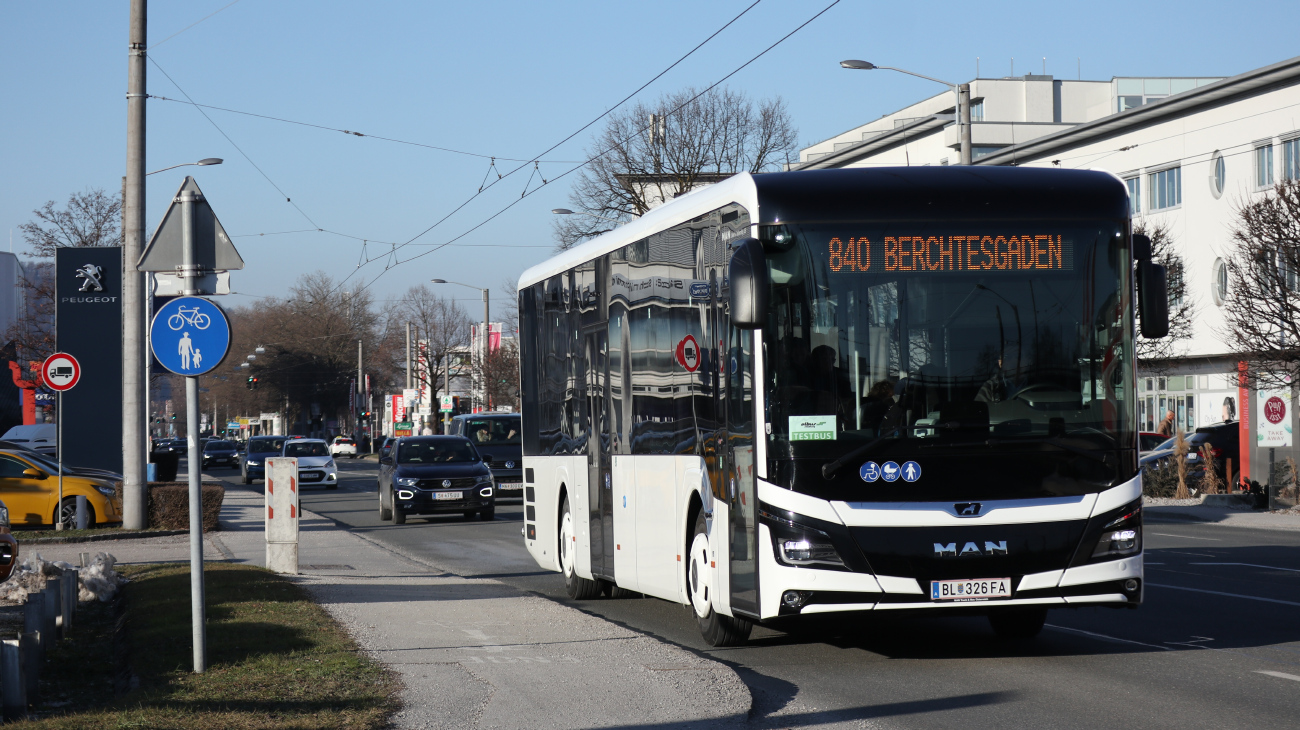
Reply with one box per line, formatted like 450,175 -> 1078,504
560,495 -> 600,599
689,511 -> 751,647
988,608 -> 1047,639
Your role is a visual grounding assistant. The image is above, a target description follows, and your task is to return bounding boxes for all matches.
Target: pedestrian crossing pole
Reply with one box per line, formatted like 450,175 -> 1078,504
179,186 -> 207,674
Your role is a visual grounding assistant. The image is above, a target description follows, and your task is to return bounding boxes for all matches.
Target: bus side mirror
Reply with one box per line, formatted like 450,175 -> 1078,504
728,238 -> 768,330
1138,260 -> 1169,338
1132,233 -> 1152,262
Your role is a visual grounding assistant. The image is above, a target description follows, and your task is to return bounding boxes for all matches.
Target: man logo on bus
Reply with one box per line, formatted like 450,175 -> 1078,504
955,502 -> 983,517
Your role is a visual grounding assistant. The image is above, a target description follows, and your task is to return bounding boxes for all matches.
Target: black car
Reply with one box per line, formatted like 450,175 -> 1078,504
1139,421 -> 1240,485
449,413 -> 523,500
241,435 -> 288,484
202,440 -> 239,470
377,436 -> 494,524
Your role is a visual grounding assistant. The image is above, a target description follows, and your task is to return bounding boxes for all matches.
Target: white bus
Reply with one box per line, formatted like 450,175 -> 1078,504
517,167 -> 1167,645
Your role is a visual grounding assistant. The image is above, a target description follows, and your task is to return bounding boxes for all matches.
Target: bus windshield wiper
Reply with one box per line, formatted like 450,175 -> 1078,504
822,431 -> 896,478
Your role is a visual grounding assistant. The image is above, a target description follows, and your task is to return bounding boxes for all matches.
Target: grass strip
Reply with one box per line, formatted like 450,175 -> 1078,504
14,563 -> 398,728
15,527 -> 182,542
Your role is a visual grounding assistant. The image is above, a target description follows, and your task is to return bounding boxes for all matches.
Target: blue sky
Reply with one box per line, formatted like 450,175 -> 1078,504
3,0 -> 1296,312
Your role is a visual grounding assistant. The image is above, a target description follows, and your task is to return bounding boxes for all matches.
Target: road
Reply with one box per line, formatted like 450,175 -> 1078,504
210,458 -> 1300,729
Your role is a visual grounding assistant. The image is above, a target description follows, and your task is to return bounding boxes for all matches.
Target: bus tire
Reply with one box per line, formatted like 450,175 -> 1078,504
988,608 -> 1047,639
601,581 -> 638,599
689,511 -> 751,647
560,495 -> 600,600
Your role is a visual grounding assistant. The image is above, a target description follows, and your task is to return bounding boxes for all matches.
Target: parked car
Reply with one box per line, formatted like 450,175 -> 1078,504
1140,421 -> 1241,486
0,446 -> 123,483
201,440 -> 240,470
0,424 -> 57,457
241,435 -> 287,485
0,450 -> 122,526
282,438 -> 339,489
449,413 -> 522,500
330,436 -> 358,459
377,436 -> 494,524
1139,431 -> 1169,453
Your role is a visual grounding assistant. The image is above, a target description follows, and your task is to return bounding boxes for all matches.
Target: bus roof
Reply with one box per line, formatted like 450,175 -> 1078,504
518,167 -> 1128,290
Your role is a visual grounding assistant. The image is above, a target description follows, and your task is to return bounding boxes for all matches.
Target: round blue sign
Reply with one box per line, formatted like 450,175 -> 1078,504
150,296 -> 231,376
859,461 -> 881,482
881,461 -> 901,482
901,461 -> 922,482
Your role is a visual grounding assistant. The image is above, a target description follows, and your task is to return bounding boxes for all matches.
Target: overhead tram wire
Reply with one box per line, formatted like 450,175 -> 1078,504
147,95 -> 586,164
341,0 -> 844,299
327,0 -> 773,296
148,0 -> 243,50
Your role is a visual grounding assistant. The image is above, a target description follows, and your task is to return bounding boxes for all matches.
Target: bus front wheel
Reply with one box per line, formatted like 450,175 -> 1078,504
560,495 -> 600,599
689,511 -> 751,647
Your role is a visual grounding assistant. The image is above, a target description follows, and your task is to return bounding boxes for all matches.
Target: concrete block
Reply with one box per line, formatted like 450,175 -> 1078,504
60,570 -> 76,637
1,637 -> 25,720
42,581 -> 60,640
19,633 -> 39,705
267,542 -> 298,575
1201,494 -> 1251,507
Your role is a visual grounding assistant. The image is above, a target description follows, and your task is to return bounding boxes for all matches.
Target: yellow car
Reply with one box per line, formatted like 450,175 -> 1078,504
0,450 -> 122,526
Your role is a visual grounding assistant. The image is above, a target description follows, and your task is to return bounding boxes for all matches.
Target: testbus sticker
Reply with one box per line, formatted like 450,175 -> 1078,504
789,415 -> 835,441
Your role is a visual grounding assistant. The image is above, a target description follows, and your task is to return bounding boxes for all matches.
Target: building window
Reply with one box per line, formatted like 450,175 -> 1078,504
1210,151 -> 1226,199
1256,144 -> 1274,188
1149,167 -> 1181,210
1125,176 -> 1141,214
1212,257 -> 1229,305
1167,260 -> 1184,307
971,145 -> 1004,160
970,100 -> 984,122
1284,138 -> 1300,181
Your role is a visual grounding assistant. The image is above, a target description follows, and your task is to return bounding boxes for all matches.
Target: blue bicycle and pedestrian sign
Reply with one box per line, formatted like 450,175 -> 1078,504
150,296 -> 231,376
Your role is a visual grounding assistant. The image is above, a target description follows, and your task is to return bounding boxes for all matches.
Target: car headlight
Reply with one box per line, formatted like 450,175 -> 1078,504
246,459 -> 261,467
0,505 -> 9,527
95,484 -> 116,498
1092,505 -> 1142,559
396,477 -> 419,487
475,475 -> 492,485
327,459 -> 336,469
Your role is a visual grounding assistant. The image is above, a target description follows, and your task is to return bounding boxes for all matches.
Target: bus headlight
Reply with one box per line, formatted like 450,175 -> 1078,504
759,508 -> 846,569
779,539 -> 843,567
1091,505 -> 1142,559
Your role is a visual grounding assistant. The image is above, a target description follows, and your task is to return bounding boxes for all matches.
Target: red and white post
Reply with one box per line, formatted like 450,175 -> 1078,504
264,457 -> 299,574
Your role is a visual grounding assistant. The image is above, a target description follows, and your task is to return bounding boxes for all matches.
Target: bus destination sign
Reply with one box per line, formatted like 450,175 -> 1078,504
827,234 -> 1071,273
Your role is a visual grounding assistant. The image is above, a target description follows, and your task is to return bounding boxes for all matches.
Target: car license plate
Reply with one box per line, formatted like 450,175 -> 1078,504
434,491 -> 463,500
498,482 -> 522,491
931,578 -> 1011,602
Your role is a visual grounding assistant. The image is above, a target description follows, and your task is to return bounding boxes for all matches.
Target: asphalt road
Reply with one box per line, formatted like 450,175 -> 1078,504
209,457 -> 1300,729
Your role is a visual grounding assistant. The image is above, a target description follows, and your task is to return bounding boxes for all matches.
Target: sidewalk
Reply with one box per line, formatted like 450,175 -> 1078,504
1145,495 -> 1300,532
25,486 -> 749,729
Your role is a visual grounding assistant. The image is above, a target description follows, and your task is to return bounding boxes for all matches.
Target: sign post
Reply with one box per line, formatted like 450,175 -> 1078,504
150,295 -> 231,675
41,354 -> 81,531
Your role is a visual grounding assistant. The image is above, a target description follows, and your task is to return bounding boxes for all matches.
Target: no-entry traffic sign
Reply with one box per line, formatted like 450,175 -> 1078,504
42,353 -> 81,391
676,335 -> 700,372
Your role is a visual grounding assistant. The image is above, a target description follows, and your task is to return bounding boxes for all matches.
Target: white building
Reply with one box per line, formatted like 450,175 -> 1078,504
0,253 -> 26,340
798,55 -> 1300,484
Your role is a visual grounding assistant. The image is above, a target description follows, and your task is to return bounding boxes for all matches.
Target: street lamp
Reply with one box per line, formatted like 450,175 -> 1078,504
146,158 -> 223,176
840,60 -> 972,165
431,279 -> 490,422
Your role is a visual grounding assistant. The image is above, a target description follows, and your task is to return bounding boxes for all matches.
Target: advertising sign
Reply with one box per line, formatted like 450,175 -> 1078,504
393,394 -> 405,422
440,395 -> 455,413
1257,388 -> 1292,448
56,246 -> 122,473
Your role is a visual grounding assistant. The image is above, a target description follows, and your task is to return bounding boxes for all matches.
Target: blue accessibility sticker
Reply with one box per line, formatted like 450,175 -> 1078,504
901,461 -> 922,482
881,461 -> 901,482
859,461 -> 881,482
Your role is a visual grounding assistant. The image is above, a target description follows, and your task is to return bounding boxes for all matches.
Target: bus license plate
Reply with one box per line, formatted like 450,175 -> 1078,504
931,578 -> 1011,602
435,491 -> 462,500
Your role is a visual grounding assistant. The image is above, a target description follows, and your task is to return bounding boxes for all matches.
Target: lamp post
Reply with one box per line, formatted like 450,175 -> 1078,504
431,279 -> 489,419
147,158 -> 223,176
840,60 -> 971,165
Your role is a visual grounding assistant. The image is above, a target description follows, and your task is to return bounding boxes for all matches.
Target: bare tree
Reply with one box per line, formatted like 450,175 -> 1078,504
480,337 -> 520,412
553,86 -> 798,251
387,284 -> 471,410
1220,179 -> 1300,388
3,262 -> 55,367
19,188 -> 122,258
1135,221 -> 1196,368
499,276 -> 519,336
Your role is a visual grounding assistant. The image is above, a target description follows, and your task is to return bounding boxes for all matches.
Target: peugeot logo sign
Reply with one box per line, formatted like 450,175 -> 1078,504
954,502 -> 982,517
442,479 -> 451,488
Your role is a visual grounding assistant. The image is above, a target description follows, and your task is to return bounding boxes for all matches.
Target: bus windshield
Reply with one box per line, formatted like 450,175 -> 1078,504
762,220 -> 1135,502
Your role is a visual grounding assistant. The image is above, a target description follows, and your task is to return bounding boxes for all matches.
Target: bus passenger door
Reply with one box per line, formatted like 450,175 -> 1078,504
585,327 -> 614,581
725,325 -> 758,616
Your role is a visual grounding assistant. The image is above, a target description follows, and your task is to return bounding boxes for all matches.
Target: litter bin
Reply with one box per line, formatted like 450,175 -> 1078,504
150,451 -> 179,482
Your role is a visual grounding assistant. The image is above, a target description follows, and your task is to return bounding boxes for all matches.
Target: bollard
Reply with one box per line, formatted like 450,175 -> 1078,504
42,581 -> 60,641
23,593 -> 45,663
1,638 -> 25,721
76,496 -> 90,530
60,570 -> 77,637
19,633 -> 39,705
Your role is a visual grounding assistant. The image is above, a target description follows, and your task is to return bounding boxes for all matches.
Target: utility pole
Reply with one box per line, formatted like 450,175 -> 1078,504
958,83 -> 973,165
482,289 -> 490,413
356,339 -> 363,447
443,348 -> 451,433
405,322 -> 413,389
122,0 -> 147,530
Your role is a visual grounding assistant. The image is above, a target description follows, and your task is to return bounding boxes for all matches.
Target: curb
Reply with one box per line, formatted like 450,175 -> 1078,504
17,529 -> 190,545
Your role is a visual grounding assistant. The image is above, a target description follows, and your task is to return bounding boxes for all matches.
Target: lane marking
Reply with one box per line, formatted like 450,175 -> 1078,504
1189,562 -> 1300,574
1044,624 -> 1173,651
1256,670 -> 1300,682
1147,583 -> 1300,608
1166,551 -> 1217,558
1148,533 -> 1222,541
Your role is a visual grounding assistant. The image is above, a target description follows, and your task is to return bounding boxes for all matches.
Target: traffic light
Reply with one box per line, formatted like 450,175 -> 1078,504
252,377 -> 259,390
171,413 -> 177,421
